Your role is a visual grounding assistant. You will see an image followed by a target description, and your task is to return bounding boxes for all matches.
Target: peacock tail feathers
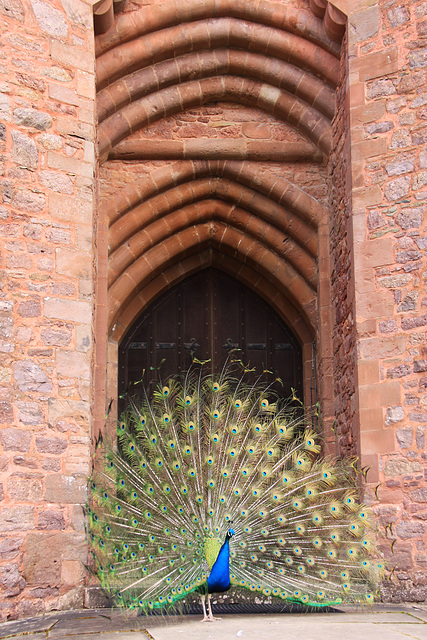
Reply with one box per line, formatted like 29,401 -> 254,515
88,364 -> 383,612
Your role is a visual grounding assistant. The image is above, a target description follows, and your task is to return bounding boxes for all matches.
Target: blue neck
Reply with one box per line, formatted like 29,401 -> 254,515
206,537 -> 231,594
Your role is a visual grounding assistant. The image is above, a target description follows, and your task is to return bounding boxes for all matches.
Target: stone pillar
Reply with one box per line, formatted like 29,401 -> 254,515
334,0 -> 427,602
0,0 -> 96,619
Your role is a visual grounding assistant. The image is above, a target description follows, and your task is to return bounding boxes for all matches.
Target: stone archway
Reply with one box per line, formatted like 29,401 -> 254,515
93,0 -> 342,446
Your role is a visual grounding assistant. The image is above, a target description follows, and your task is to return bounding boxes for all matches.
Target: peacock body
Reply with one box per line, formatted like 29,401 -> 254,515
89,365 -> 383,619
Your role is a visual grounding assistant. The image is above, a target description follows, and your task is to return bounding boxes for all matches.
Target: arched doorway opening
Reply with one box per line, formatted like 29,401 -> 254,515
118,269 -> 305,404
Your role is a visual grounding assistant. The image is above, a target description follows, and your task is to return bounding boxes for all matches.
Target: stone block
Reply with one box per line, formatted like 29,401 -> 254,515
48,397 -> 89,425
357,48 -> 399,82
22,532 -> 86,586
384,458 -> 423,477
11,130 -> 38,170
44,298 -> 91,323
0,401 -> 13,424
15,401 -> 44,425
13,108 -> 52,131
396,521 -> 427,539
35,436 -> 67,455
49,193 -> 93,224
44,474 -> 87,504
0,506 -> 35,532
0,537 -> 23,560
56,350 -> 89,379
41,327 -> 72,347
47,152 -> 92,178
349,5 -> 380,43
12,188 -> 45,213
0,0 -> 24,22
13,360 -> 52,393
384,405 -> 404,427
55,248 -> 91,279
395,427 -> 413,448
30,0 -> 68,37
37,509 -> 65,530
0,428 -> 31,452
17,298 -> 41,318
39,171 -> 74,195
50,40 -> 94,73
359,335 -> 406,360
6,473 -> 43,502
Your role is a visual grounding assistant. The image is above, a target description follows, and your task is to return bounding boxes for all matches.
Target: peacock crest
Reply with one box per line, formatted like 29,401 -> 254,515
88,363 -> 383,618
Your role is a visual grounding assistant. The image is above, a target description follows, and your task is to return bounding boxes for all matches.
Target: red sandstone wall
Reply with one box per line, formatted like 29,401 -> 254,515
342,0 -> 427,601
0,0 -> 95,619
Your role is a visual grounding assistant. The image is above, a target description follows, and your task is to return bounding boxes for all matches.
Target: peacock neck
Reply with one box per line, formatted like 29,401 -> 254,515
206,536 -> 231,594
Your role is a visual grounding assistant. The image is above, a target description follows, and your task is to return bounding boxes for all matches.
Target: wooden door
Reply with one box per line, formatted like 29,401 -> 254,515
118,269 -> 303,400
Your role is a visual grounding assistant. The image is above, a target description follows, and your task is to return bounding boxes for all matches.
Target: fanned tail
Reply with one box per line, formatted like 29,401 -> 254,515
88,364 -> 383,611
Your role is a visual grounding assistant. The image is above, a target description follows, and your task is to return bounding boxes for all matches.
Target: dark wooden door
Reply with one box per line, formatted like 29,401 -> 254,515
118,269 -> 303,400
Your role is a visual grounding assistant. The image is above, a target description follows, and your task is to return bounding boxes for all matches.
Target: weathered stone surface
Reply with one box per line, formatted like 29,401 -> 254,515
0,93 -> 11,122
398,291 -> 418,312
16,72 -> 45,93
37,509 -> 65,530
350,5 -> 380,43
384,458 -> 423,476
22,532 -> 86,586
13,360 -> 52,393
385,406 -> 405,426
56,351 -> 89,378
41,66 -> 72,82
38,133 -> 62,150
44,474 -> 87,504
15,401 -> 44,426
12,188 -> 45,213
365,121 -> 394,135
399,70 -> 426,94
0,400 -> 13,424
416,426 -> 425,448
409,49 -> 427,69
385,155 -> 415,176
41,327 -> 72,347
13,108 -> 52,131
402,314 -> 427,330
0,506 -> 34,532
35,435 -> 67,455
0,0 -> 24,22
414,360 -> 427,373
39,171 -> 73,195
396,521 -> 427,539
0,537 -> 23,560
384,175 -> 411,201
396,206 -> 424,229
6,473 -> 43,502
0,564 -> 23,595
387,6 -> 410,27
17,298 -> 41,318
411,488 -> 427,503
30,0 -> 68,37
378,274 -> 412,288
395,427 -> 413,448
11,130 -> 38,170
0,428 -> 31,452
59,0 -> 92,28
13,455 -> 39,469
366,78 -> 396,99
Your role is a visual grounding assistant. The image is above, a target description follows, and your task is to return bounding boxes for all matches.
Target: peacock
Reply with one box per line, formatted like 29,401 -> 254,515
88,362 -> 383,620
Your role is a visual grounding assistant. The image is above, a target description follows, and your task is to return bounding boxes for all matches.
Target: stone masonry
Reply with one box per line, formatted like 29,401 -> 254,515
0,0 -> 425,621
0,0 -> 95,619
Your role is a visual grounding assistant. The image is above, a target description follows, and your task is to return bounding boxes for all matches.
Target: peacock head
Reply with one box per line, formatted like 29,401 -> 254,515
227,528 -> 235,539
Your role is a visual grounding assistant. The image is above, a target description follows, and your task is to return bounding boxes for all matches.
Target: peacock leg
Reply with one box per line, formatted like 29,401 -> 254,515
200,594 -> 209,622
206,594 -> 222,621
